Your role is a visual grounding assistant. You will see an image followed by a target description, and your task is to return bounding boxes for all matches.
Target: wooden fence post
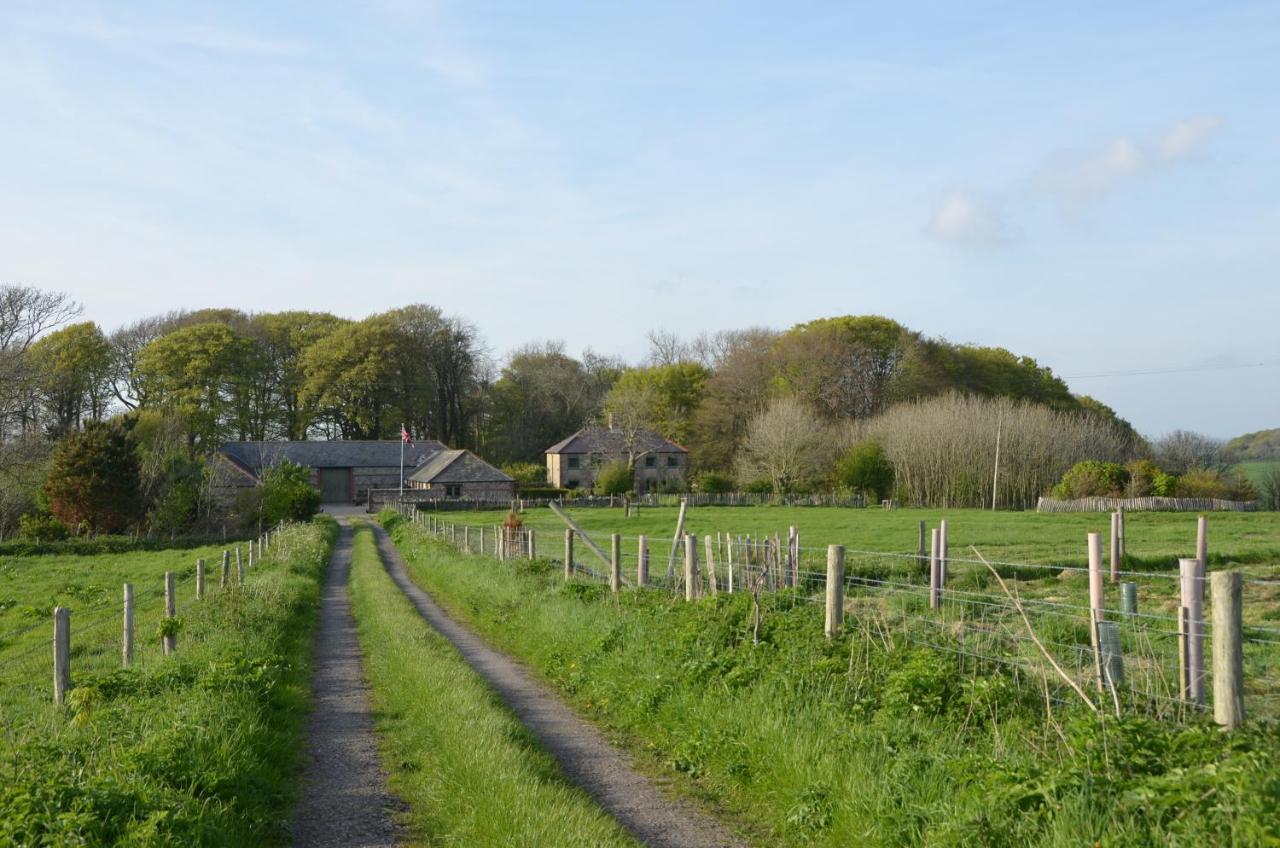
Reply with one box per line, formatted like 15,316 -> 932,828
725,534 -> 734,593
528,529 -> 537,560
704,535 -> 718,597
1196,515 -> 1208,573
929,528 -> 940,610
939,519 -> 948,589
220,550 -> 229,588
610,534 -> 621,593
684,534 -> 697,602
54,607 -> 71,705
236,547 -> 245,584
1211,571 -> 1245,729
163,571 -> 177,656
825,545 -> 845,638
1088,532 -> 1105,694
196,559 -> 205,600
917,520 -> 926,571
637,535 -> 648,588
564,528 -> 575,580
464,525 -> 470,553
1117,507 -> 1126,559
247,543 -> 254,569
1179,556 -> 1205,705
1110,511 -> 1120,584
122,583 -> 134,668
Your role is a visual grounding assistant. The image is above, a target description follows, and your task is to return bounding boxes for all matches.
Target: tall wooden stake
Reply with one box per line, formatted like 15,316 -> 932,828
610,533 -> 621,593
564,528 -> 575,580
53,607 -> 70,705
1088,532 -> 1105,695
122,583 -> 134,668
163,571 -> 177,656
1211,571 -> 1245,729
684,534 -> 697,602
1179,556 -> 1205,705
637,535 -> 648,588
929,528 -> 940,610
825,545 -> 845,638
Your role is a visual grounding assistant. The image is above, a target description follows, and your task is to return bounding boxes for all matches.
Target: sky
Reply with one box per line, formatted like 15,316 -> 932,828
2,1 -> 1277,439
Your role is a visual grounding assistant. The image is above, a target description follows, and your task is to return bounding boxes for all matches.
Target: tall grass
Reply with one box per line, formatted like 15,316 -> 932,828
346,523 -> 637,846
0,519 -> 336,845
384,512 -> 1280,847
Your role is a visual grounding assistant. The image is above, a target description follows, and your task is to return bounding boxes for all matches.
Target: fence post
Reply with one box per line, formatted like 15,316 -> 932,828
1196,515 -> 1208,573
917,520 -> 926,570
163,571 -> 177,656
1117,507 -> 1126,559
825,545 -> 845,638
939,519 -> 948,589
528,529 -> 537,560
725,534 -> 734,593
220,550 -> 230,588
122,583 -> 134,668
1110,511 -> 1120,584
53,607 -> 71,705
248,543 -> 254,569
610,534 -> 621,593
704,535 -> 718,597
479,526 -> 486,555
236,547 -> 245,584
1088,532 -> 1105,694
464,525 -> 470,553
929,528 -> 940,610
684,534 -> 697,602
1179,557 -> 1205,705
637,535 -> 648,588
1211,570 -> 1244,729
196,558 -> 205,600
1120,582 -> 1138,615
564,529 -> 575,580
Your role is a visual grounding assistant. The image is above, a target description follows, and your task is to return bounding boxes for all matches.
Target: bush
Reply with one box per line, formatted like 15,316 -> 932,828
594,461 -> 633,496
1125,459 -> 1178,497
259,461 -> 322,525
45,419 -> 144,534
692,472 -> 735,494
1259,466 -> 1280,510
1051,460 -> 1130,499
835,440 -> 895,502
742,477 -> 774,494
17,513 -> 69,542
1174,468 -> 1228,499
503,463 -> 547,486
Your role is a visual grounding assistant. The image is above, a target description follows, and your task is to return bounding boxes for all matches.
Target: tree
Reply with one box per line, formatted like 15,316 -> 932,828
44,419 -> 144,534
1152,430 -> 1230,475
259,461 -> 322,525
28,322 -> 112,436
135,323 -> 251,447
687,328 -> 779,470
250,311 -> 348,439
594,461 -> 633,496
0,285 -> 82,437
836,440 -> 895,501
773,316 -> 912,420
299,316 -> 401,439
735,397 -> 835,493
604,363 -> 709,448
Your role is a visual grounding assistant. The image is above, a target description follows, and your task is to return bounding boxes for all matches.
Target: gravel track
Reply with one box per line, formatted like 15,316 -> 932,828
370,522 -> 747,848
292,521 -> 404,848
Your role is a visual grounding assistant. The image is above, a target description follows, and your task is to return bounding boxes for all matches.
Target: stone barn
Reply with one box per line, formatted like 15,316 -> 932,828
406,449 -> 515,501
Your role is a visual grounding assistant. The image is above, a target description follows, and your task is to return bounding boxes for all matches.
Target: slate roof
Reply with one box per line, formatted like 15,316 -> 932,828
219,440 -> 446,478
545,426 -> 687,456
407,449 -> 514,484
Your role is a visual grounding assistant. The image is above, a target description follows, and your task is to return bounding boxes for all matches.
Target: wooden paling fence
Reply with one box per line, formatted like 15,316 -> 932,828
396,502 -> 1268,731
1037,496 -> 1258,513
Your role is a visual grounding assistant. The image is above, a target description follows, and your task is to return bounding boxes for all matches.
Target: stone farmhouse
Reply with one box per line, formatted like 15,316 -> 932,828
216,440 -> 513,506
545,425 -> 688,493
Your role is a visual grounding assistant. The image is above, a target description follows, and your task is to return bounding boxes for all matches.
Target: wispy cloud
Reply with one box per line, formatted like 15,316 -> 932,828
926,191 -> 1015,248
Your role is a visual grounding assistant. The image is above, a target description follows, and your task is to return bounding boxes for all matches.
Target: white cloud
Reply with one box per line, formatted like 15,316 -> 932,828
926,191 -> 1014,248
1035,116 -> 1222,212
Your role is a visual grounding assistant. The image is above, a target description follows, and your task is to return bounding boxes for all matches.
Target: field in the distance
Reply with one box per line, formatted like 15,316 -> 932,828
1238,458 -> 1280,488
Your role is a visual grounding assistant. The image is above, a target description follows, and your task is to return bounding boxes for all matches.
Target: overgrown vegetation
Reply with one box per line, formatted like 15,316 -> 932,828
384,513 -> 1280,846
346,523 -> 636,846
0,519 -> 335,844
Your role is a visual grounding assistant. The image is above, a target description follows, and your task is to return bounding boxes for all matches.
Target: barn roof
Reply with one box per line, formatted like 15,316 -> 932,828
545,426 -> 687,456
407,449 -> 514,484
219,440 -> 446,476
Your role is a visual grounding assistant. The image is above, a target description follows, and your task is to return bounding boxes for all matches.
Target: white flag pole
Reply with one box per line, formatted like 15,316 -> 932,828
400,424 -> 405,497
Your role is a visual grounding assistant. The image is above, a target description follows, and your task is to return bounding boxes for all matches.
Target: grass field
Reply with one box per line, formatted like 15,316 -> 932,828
347,522 -> 637,846
382,512 -> 1280,847
0,520 -> 334,844
1238,459 -> 1280,488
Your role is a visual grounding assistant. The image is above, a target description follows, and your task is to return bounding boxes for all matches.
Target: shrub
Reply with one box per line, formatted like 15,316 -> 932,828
1051,460 -> 1130,499
260,461 -> 322,525
1259,466 -> 1280,510
835,440 -> 895,502
1170,468 -> 1256,500
692,472 -> 735,494
742,477 -> 774,494
594,461 -> 633,496
17,513 -> 69,542
503,462 -> 547,486
44,419 -> 144,534
1125,459 -> 1178,497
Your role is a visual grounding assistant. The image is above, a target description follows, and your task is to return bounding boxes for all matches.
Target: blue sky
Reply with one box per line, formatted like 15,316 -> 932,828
2,2 -> 1276,438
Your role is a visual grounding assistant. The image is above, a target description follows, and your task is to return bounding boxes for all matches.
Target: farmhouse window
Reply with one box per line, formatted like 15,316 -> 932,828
445,484 -> 462,498
667,455 -> 679,467
645,456 -> 656,468
566,478 -> 579,489
567,456 -> 580,469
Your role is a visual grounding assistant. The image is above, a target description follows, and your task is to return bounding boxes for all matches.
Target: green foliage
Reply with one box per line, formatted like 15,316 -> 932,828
1175,468 -> 1258,501
156,615 -> 184,639
594,461 -> 633,496
1124,459 -> 1178,497
260,460 -> 322,525
742,477 -> 774,494
1051,460 -> 1130,499
17,513 -> 68,542
835,440 -> 895,501
503,462 -> 547,485
515,487 -> 570,499
135,322 -> 253,448
692,472 -> 735,493
1259,465 -> 1280,510
27,321 -> 113,437
44,418 -> 144,534
1226,427 -> 1280,461
604,363 -> 710,445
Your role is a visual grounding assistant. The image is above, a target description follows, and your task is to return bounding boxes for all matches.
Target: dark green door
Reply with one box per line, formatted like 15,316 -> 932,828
318,468 -> 351,503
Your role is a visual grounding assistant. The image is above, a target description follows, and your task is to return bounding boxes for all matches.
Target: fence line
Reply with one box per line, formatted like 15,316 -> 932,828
1037,496 -> 1258,513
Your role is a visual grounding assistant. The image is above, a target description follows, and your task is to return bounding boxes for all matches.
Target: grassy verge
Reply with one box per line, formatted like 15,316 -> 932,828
0,519 -> 336,845
346,522 -> 637,847
383,512 -> 1280,847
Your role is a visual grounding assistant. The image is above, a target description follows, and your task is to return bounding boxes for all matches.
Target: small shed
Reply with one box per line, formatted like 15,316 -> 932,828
407,449 -> 515,501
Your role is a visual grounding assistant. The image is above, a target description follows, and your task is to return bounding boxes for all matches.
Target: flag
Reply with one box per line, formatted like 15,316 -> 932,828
401,425 -> 413,446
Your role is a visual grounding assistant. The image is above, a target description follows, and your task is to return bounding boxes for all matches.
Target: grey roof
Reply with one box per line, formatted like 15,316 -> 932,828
408,449 -> 514,484
545,426 -> 687,456
220,440 -> 446,477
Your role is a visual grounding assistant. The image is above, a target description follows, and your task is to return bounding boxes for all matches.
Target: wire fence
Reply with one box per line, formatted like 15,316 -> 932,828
395,502 -> 1279,728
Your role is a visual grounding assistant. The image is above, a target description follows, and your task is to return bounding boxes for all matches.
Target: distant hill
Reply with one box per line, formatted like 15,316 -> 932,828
1227,428 -> 1280,460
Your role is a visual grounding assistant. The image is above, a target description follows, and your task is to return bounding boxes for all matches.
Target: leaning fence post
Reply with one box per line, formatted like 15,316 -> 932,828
53,607 -> 71,705
1088,532 -> 1105,694
825,545 -> 845,638
610,534 -> 621,593
637,535 -> 648,588
929,528 -> 940,610
564,529 -> 575,580
684,534 -> 697,602
122,583 -> 134,668
163,571 -> 177,656
1211,571 -> 1245,729
1179,556 -> 1205,705
196,558 -> 205,600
